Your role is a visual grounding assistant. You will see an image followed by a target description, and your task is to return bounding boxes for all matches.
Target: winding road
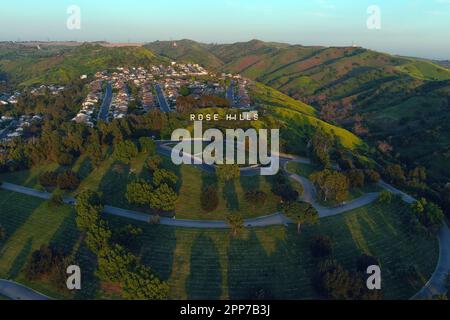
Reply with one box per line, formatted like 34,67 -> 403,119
0,143 -> 449,299
0,280 -> 50,300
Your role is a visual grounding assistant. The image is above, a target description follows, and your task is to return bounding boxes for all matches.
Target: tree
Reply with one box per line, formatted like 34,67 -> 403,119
49,190 -> 64,208
411,198 -> 444,236
310,170 -> 349,204
149,184 -> 178,212
385,164 -> 406,185
310,129 -> 334,167
201,185 -> 219,212
226,214 -> 245,237
0,224 -> 6,242
271,173 -> 299,203
245,190 -> 267,207
310,235 -> 333,259
75,190 -> 104,231
378,190 -> 393,204
57,171 -> 80,190
152,169 -> 178,187
113,140 -> 138,164
139,137 -> 156,155
282,201 -> 319,234
365,169 -> 381,184
345,169 -> 365,189
126,180 -> 153,206
146,155 -> 162,172
216,164 -> 240,182
39,171 -> 58,188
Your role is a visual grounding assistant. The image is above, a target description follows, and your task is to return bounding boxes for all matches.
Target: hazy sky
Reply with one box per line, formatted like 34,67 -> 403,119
0,0 -> 449,59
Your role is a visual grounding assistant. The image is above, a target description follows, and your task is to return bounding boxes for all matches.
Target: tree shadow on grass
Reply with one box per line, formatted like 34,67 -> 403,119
227,232 -> 273,299
239,174 -> 261,193
98,162 -> 131,208
223,181 -> 239,212
8,237 -> 33,279
126,222 -> 176,283
75,157 -> 94,181
186,234 -> 222,300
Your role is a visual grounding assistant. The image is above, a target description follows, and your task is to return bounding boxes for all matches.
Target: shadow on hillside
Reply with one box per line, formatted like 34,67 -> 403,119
239,174 -> 261,193
135,223 -> 176,283
98,162 -> 131,208
75,157 -> 94,181
227,232 -> 273,299
223,181 -> 239,212
7,237 -> 33,279
186,234 -> 222,300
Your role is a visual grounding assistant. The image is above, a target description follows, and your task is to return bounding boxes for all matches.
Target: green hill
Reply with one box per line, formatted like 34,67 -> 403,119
0,43 -> 165,86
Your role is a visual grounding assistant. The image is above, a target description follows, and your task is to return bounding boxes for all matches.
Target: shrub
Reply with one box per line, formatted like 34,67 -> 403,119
245,190 -> 267,206
310,235 -> 334,259
378,190 -> 393,204
39,171 -> 58,188
57,171 -> 80,190
201,185 -> 219,212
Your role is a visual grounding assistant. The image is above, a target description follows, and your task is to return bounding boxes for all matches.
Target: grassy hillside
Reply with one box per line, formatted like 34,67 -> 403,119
145,39 -> 224,70
250,82 -> 363,151
144,39 -> 450,181
0,43 -> 165,86
0,188 -> 438,300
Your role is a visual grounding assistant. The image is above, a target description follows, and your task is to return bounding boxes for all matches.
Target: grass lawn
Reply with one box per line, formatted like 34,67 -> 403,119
0,152 -> 287,220
174,164 -> 282,220
109,198 -> 438,300
0,187 -> 439,300
0,189 -> 100,300
286,162 -> 322,178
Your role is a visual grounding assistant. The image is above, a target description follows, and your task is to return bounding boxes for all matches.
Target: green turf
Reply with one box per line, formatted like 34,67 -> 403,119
0,187 -> 440,300
286,162 -> 321,178
109,198 -> 438,300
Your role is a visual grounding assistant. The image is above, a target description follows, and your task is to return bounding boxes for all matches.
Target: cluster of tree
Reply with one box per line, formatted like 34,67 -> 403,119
344,168 -> 381,189
408,198 -> 445,237
201,185 -> 219,212
226,214 -> 245,237
75,190 -> 168,299
310,129 -> 335,167
38,170 -> 80,191
0,109 -> 176,174
176,95 -> 230,113
282,201 -> 319,234
313,257 -> 382,300
310,170 -> 349,204
271,173 -> 300,203
24,245 -> 70,290
113,141 -> 138,164
245,190 -> 267,208
126,162 -> 179,212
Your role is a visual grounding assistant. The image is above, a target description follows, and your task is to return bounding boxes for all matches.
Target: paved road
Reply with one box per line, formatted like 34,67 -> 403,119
289,174 -> 380,218
226,80 -> 235,107
413,224 -> 450,299
0,280 -> 50,300
97,82 -> 112,122
1,147 -> 449,299
155,84 -> 171,113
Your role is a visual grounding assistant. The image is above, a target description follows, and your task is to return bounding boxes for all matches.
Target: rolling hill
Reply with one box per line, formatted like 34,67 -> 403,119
146,39 -> 450,181
0,43 -> 165,86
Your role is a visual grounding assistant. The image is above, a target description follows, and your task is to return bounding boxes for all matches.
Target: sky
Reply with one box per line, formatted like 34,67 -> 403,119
0,0 -> 449,59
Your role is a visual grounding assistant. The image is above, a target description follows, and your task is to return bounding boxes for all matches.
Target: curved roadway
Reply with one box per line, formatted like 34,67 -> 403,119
0,142 -> 448,299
